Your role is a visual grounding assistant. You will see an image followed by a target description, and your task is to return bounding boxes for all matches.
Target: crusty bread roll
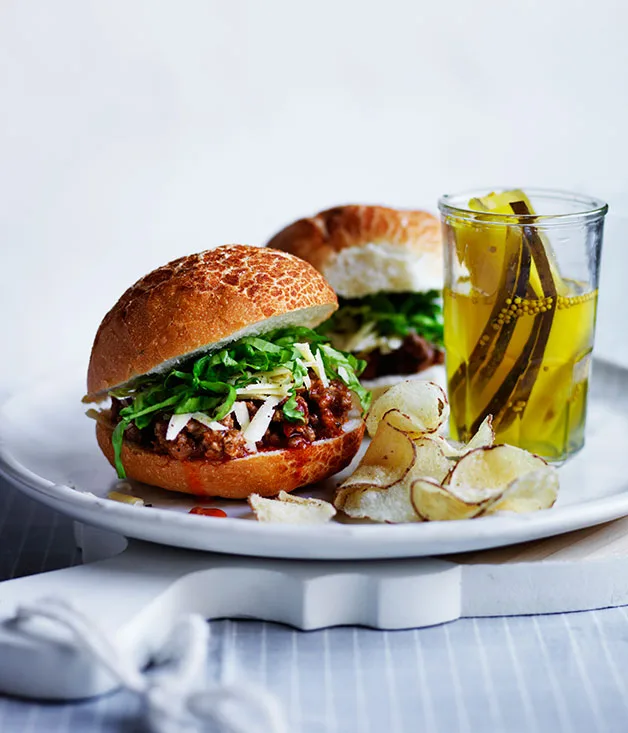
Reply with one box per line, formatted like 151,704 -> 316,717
86,245 -> 337,400
267,205 -> 443,298
96,420 -> 364,499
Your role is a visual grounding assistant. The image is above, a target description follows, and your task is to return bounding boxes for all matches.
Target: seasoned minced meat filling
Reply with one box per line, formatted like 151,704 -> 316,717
109,377 -> 354,462
360,333 -> 444,381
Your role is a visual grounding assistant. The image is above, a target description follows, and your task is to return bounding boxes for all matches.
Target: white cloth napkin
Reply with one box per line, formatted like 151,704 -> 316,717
15,598 -> 288,733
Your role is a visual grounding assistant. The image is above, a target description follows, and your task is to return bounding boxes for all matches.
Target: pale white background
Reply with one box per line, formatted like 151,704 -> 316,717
1,0 -> 627,395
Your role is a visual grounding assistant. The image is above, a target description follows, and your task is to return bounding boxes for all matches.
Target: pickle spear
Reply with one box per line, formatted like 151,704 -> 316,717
468,200 -> 557,435
486,203 -> 557,433
448,225 -> 530,395
448,191 -> 533,425
447,190 -> 562,439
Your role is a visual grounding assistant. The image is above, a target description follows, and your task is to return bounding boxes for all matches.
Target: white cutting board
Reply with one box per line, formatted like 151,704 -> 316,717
1,517 -> 627,701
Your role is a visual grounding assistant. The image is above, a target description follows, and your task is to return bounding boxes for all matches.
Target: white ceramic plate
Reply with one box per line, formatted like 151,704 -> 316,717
1,361 -> 628,560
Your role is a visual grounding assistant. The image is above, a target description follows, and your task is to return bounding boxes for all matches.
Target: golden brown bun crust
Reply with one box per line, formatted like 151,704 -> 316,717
96,421 -> 365,499
86,245 -> 337,399
267,205 -> 441,273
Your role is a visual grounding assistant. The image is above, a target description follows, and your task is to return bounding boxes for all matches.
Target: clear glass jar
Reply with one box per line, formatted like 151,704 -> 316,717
438,188 -> 608,463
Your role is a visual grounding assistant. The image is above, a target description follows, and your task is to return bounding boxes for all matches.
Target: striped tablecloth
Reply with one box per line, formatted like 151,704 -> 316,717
1,478 -> 627,733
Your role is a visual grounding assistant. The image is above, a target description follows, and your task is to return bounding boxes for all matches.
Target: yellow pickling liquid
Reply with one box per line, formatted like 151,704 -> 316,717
444,284 -> 597,461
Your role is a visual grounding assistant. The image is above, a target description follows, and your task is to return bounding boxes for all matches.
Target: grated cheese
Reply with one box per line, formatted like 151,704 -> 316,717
242,396 -> 280,444
263,367 -> 293,381
236,382 -> 290,398
191,412 -> 228,431
294,342 -> 315,364
313,348 -> 329,387
295,357 -> 311,389
167,411 -> 233,439
232,401 -> 251,431
237,388 -> 289,399
237,382 -> 280,391
166,413 -> 194,441
295,343 -> 328,386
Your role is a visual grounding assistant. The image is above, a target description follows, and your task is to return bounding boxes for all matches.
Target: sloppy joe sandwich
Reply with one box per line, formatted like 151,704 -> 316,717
84,245 -> 369,498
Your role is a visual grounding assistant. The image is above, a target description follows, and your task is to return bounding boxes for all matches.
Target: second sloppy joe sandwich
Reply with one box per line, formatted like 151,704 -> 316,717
267,205 -> 446,397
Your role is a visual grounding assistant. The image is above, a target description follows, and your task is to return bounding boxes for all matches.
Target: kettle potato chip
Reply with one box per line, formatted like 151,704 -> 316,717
366,381 -> 449,438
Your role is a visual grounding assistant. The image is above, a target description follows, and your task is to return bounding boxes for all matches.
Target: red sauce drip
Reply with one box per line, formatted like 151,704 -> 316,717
189,507 -> 228,518
182,461 -> 204,493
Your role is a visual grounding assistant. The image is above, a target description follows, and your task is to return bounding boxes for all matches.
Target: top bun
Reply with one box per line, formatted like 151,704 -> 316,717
266,205 -> 443,299
86,245 -> 337,400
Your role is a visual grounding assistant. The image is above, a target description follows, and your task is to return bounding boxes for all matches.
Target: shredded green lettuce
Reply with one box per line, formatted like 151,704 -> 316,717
108,327 -> 370,479
317,291 -> 444,348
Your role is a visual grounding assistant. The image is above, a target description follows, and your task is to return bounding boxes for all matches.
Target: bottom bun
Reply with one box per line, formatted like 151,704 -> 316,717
96,419 -> 365,499
362,364 -> 447,401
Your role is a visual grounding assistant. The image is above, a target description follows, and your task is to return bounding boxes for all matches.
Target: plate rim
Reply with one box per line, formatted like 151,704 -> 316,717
2,360 -> 628,558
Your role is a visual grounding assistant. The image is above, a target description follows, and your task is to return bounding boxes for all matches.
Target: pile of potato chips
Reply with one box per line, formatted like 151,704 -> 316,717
334,381 -> 559,523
